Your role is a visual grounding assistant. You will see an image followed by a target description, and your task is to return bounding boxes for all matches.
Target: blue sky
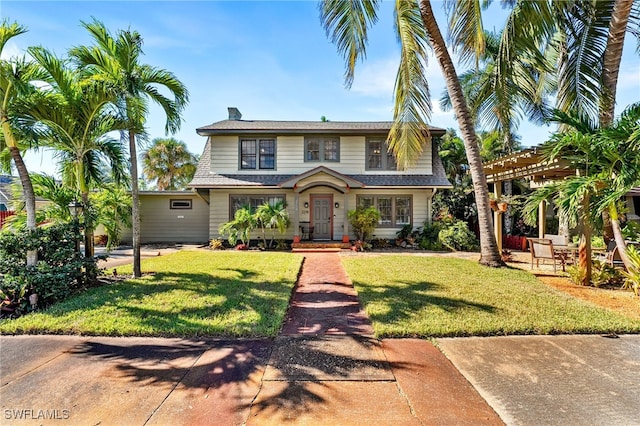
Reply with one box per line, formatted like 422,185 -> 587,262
3,1 -> 639,177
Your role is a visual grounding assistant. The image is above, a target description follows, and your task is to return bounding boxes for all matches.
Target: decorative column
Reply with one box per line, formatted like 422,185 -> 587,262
493,182 -> 503,251
293,193 -> 300,243
538,200 -> 546,238
342,193 -> 350,243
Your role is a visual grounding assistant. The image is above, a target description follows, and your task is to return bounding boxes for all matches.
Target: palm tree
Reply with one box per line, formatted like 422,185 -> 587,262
219,206 -> 256,247
255,201 -> 289,249
0,20 -> 44,266
70,19 -> 189,277
141,138 -> 197,190
91,183 -> 132,251
26,47 -> 127,258
507,0 -> 639,281
523,104 -> 640,282
4,173 -> 78,229
320,0 -> 504,267
440,30 -> 550,153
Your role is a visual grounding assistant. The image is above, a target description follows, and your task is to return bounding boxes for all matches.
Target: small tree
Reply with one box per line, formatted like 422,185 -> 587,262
348,206 -> 380,242
92,184 -> 132,251
255,201 -> 289,249
219,206 -> 256,247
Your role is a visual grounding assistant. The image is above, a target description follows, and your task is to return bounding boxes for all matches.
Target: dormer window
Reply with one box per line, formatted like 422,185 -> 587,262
366,138 -> 397,170
240,138 -> 275,170
304,137 -> 340,162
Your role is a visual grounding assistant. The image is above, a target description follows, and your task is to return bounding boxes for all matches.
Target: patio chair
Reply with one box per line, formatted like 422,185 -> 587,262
528,238 -> 565,272
604,241 -> 640,269
299,222 -> 314,241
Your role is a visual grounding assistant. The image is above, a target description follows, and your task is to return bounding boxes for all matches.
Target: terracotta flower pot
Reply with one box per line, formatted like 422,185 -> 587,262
489,199 -> 498,211
497,202 -> 508,213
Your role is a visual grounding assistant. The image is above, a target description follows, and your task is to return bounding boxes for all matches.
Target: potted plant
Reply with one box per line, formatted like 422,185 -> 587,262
488,194 -> 499,211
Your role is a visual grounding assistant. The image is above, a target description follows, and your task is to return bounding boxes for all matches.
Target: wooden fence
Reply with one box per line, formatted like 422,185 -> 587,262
0,210 -> 15,229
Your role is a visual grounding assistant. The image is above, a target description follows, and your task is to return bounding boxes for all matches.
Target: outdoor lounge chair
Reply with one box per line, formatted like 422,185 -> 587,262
602,241 -> 640,269
527,238 -> 566,272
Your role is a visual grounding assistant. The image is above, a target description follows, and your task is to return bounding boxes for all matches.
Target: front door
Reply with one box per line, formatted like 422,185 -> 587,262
311,196 -> 332,240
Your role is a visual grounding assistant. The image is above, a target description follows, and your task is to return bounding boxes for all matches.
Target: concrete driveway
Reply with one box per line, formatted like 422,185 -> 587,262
438,334 -> 640,426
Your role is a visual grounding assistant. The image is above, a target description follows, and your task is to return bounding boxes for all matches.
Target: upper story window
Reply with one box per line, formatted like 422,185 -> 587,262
305,137 -> 340,162
240,138 -> 275,170
366,138 -> 397,170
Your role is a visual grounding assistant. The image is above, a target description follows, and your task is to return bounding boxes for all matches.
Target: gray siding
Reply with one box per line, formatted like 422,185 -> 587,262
121,193 -> 209,244
208,135 -> 432,175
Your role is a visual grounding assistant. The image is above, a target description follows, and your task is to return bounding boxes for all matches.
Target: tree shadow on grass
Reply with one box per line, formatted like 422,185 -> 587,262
44,270 -> 297,336
353,280 -> 499,328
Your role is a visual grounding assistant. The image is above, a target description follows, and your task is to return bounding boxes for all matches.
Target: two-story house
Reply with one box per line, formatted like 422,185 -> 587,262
189,107 -> 452,243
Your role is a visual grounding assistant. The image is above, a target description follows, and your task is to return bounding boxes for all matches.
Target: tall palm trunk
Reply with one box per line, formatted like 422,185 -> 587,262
129,131 -> 142,277
419,0 -> 504,267
600,0 -> 633,126
77,161 -> 94,259
600,0 -> 633,267
3,118 -> 38,266
578,193 -> 593,286
610,204 -> 632,269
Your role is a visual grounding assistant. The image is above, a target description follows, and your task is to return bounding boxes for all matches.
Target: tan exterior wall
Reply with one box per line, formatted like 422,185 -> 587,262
208,187 -> 434,242
121,193 -> 209,244
208,135 -> 432,175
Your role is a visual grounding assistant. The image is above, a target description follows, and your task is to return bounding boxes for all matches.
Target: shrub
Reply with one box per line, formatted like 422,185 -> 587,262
348,206 -> 380,242
622,222 -> 640,242
0,223 -> 98,318
567,260 -> 624,288
371,238 -> 392,249
438,220 -> 478,251
209,239 -> 224,250
418,221 -> 445,250
621,245 -> 640,296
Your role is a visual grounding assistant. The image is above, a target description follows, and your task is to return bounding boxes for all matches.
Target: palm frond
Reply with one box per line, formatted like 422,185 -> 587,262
387,0 -> 432,169
320,0 -> 380,88
446,0 -> 486,66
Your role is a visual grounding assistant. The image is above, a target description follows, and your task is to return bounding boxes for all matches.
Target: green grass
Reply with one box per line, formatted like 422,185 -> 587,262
342,255 -> 640,337
0,251 -> 303,337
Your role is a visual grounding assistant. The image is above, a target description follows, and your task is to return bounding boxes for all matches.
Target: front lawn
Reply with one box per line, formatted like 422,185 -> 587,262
0,251 -> 303,337
342,255 -> 640,337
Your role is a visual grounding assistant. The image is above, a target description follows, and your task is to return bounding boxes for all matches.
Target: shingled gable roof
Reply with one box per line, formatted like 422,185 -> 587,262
196,119 -> 446,136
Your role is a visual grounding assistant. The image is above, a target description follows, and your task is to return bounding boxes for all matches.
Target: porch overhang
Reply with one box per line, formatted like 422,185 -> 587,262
278,166 -> 364,194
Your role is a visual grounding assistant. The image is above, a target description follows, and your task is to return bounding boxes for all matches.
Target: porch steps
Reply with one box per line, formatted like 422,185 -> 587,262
291,242 -> 352,252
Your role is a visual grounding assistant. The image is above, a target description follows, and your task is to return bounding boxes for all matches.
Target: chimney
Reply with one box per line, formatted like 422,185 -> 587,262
228,107 -> 242,120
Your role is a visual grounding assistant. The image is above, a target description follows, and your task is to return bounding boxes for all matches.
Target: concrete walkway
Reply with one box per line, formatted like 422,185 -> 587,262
1,251 -> 639,425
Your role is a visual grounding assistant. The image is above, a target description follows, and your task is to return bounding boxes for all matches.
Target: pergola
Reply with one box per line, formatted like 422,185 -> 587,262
482,147 -> 575,250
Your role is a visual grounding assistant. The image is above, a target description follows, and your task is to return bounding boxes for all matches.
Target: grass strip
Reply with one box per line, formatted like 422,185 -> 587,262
0,251 -> 303,337
342,255 -> 640,337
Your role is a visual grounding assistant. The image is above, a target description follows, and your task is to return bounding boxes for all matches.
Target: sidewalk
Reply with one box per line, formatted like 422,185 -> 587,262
1,251 -> 639,425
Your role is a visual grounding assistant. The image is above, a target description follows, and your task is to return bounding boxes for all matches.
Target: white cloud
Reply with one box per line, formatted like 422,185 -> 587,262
351,57 -> 399,97
0,41 -> 22,60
